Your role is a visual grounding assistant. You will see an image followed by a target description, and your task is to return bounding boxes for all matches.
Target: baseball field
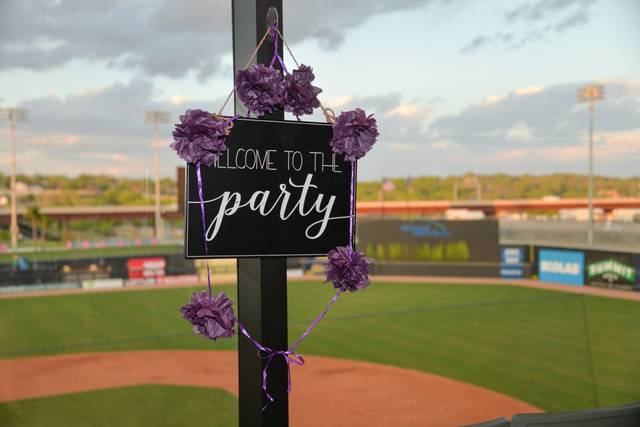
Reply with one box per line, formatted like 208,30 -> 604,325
1,279 -> 639,426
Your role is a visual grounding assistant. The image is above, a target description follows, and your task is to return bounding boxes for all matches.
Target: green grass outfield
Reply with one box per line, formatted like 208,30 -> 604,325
1,280 -> 639,420
1,385 -> 237,427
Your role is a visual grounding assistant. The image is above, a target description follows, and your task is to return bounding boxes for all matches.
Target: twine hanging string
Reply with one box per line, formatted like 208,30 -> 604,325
217,25 -> 337,124
217,26 -> 274,116
275,28 -> 336,124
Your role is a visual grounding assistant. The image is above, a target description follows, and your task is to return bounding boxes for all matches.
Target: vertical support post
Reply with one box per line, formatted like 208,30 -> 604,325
232,1 -> 288,426
153,124 -> 164,242
237,258 -> 288,426
587,101 -> 594,246
8,115 -> 18,249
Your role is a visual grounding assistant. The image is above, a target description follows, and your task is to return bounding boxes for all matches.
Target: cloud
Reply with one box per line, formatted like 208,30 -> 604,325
506,0 -> 597,25
505,122 -> 535,142
4,77 -> 638,179
460,36 -> 491,54
389,143 -> 418,152
461,0 -> 598,54
515,86 -> 545,96
22,133 -> 80,146
284,1 -> 441,48
0,0 -> 445,79
423,80 -> 640,160
1,78 -> 226,177
0,0 -> 229,79
385,103 -> 428,119
479,94 -> 507,106
488,129 -> 640,167
430,139 -> 454,150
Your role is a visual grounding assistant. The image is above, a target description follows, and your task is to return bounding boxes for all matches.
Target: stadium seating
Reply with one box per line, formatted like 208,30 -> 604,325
461,417 -> 510,427
462,402 -> 640,427
511,401 -> 640,427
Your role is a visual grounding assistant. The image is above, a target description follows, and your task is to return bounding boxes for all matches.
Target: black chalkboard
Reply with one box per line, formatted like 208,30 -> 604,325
185,118 -> 354,258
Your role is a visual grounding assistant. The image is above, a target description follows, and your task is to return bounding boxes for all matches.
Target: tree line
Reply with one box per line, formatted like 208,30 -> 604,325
0,172 -> 637,207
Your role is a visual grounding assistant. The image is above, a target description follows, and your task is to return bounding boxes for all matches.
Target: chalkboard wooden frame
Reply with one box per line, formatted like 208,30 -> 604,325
184,117 -> 355,259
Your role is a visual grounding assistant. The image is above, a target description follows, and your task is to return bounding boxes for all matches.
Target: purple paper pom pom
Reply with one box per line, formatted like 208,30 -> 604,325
330,108 -> 379,161
235,64 -> 284,117
170,109 -> 230,167
325,246 -> 371,292
180,291 -> 236,340
283,64 -> 322,118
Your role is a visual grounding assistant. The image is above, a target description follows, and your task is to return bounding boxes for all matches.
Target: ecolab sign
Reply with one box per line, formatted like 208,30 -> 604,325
538,249 -> 584,286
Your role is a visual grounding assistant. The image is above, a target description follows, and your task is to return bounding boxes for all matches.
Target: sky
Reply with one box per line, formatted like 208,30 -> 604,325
0,0 -> 638,180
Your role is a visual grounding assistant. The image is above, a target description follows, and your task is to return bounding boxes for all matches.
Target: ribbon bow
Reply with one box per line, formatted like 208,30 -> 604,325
237,321 -> 305,410
236,289 -> 342,410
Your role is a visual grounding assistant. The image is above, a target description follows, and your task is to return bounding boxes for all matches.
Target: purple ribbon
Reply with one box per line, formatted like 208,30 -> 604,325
195,162 -> 213,302
349,160 -> 355,248
269,26 -> 289,75
238,289 -> 343,409
193,110 -> 356,411
195,116 -> 239,301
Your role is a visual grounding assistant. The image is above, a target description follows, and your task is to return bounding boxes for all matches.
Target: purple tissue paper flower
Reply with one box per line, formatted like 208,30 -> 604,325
325,246 -> 371,292
180,291 -> 236,340
235,64 -> 284,117
330,108 -> 379,161
170,109 -> 230,167
283,64 -> 322,118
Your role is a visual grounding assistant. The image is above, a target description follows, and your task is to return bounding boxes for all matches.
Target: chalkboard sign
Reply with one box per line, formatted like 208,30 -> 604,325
185,118 -> 354,258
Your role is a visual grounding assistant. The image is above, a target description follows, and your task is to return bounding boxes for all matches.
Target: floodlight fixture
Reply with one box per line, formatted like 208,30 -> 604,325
144,110 -> 170,242
577,84 -> 605,246
0,108 -> 30,249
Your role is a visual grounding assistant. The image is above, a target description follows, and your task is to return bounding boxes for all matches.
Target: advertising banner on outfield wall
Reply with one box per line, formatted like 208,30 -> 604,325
500,247 -> 525,278
127,257 -> 166,279
585,251 -> 638,289
357,219 -> 500,263
538,249 -> 584,286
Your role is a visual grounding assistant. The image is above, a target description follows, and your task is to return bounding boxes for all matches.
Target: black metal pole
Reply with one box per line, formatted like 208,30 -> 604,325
232,1 -> 288,426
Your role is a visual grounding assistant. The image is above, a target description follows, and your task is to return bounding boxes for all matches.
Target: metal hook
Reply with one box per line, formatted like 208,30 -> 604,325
266,7 -> 278,40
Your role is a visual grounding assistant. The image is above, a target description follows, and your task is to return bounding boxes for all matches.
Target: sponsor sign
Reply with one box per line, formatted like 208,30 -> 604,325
500,247 -> 525,278
82,278 -> 124,290
500,265 -> 524,278
185,118 -> 352,258
127,257 -> 166,279
358,219 -> 500,262
125,274 -> 200,287
501,247 -> 524,265
156,274 -> 199,286
538,249 -> 584,286
586,251 -> 638,287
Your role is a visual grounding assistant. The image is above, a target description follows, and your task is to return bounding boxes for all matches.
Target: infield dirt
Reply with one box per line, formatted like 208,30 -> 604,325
0,350 -> 539,427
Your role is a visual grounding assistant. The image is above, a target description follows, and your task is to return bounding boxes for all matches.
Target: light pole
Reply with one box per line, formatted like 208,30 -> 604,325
0,108 -> 29,249
578,84 -> 604,246
145,110 -> 169,242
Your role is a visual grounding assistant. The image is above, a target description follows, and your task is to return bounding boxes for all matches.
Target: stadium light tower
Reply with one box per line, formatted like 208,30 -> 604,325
0,108 -> 29,249
578,84 -> 604,246
145,110 -> 170,242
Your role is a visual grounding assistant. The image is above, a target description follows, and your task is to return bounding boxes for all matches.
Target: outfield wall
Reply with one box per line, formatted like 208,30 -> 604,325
0,251 -> 195,288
